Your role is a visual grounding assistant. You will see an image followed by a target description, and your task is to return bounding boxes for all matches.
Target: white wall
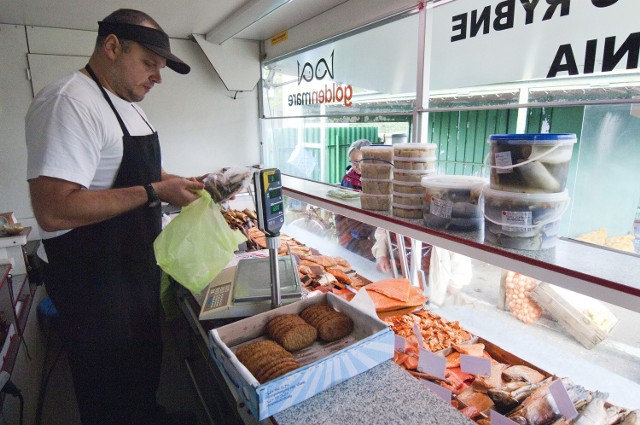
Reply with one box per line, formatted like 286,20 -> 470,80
0,24 -> 260,242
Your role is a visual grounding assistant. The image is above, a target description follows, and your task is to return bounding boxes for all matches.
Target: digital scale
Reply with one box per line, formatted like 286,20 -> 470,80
199,168 -> 302,320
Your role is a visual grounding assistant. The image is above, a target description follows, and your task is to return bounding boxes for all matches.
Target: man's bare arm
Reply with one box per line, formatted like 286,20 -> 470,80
29,174 -> 203,232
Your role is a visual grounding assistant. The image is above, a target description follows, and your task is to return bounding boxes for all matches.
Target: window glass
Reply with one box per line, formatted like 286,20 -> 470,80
262,14 -> 418,118
261,13 -> 418,183
262,117 -> 411,183
423,0 -> 640,109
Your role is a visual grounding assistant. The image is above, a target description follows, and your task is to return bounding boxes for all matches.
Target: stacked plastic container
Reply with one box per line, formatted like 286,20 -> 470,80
483,133 -> 576,250
392,143 -> 437,218
360,145 -> 394,211
421,175 -> 487,231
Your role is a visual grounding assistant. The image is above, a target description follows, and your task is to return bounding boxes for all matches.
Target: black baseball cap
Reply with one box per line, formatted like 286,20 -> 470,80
98,21 -> 190,74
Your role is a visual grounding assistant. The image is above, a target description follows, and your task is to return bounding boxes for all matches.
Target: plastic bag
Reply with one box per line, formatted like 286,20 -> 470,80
203,166 -> 253,204
154,189 -> 246,293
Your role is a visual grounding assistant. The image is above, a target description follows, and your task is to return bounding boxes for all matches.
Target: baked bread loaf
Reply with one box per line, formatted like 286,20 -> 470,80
235,339 -> 300,383
300,304 -> 354,342
266,314 -> 317,351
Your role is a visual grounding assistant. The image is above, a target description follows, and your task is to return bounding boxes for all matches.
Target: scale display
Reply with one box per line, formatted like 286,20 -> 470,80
254,168 -> 284,236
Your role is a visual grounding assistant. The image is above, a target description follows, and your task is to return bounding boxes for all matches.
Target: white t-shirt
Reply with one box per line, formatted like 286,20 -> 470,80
26,70 -> 156,240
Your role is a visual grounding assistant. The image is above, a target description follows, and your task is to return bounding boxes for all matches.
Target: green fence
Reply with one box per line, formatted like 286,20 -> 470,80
264,126 -> 379,183
428,106 -> 584,177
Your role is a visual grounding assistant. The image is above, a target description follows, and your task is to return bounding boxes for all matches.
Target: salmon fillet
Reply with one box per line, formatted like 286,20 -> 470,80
365,278 -> 412,302
365,285 -> 427,312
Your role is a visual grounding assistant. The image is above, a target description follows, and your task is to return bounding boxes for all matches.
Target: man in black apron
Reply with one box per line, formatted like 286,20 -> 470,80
26,9 -> 201,424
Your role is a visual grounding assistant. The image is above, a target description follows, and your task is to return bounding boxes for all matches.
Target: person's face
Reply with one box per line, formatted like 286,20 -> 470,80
109,38 -> 166,102
350,150 -> 363,174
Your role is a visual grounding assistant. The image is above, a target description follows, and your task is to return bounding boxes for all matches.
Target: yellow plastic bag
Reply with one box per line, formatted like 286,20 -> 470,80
154,189 -> 246,293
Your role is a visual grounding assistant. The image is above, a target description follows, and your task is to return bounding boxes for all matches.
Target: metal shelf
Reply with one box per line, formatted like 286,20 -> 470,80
281,175 -> 640,313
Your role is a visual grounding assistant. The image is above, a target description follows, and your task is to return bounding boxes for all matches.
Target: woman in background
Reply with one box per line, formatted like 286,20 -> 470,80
341,139 -> 370,190
336,139 -> 377,259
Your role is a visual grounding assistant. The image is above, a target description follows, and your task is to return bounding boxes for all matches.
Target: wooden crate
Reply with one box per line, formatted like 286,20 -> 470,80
530,283 -> 615,349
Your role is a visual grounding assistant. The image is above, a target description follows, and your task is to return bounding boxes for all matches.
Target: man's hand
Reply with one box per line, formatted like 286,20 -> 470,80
155,175 -> 204,207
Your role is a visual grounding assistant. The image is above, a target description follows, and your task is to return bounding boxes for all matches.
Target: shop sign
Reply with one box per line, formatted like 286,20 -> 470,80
288,50 -> 354,107
428,0 -> 639,90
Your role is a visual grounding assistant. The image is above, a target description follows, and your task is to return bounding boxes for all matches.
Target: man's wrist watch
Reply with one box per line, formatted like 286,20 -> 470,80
144,183 -> 160,208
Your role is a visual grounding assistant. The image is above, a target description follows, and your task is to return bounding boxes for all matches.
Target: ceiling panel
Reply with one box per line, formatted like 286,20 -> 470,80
0,0 -> 348,40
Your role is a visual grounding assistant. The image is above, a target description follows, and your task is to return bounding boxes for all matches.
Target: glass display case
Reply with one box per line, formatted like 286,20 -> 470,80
278,186 -> 640,411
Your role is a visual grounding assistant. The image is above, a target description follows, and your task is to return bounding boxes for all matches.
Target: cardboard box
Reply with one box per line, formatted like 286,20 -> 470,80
531,283 -> 618,349
209,292 -> 394,420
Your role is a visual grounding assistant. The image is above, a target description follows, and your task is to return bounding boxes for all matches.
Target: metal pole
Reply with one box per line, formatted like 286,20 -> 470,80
267,235 -> 281,308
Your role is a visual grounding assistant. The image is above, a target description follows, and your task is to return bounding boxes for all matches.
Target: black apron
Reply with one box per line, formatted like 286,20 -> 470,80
43,65 -> 164,424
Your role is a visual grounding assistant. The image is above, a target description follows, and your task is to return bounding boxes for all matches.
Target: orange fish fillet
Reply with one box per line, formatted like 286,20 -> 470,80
365,278 -> 412,302
365,285 -> 427,312
453,343 -> 485,357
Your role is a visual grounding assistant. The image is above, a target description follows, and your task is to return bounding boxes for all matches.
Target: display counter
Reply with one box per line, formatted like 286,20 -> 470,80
281,175 -> 640,313
176,284 -> 473,425
173,184 -> 639,423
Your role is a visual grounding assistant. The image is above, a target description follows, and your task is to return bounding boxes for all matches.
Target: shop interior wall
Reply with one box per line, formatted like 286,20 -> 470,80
0,24 -> 260,241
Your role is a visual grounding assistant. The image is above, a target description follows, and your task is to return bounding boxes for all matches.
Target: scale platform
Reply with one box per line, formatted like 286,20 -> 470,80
199,255 -> 302,320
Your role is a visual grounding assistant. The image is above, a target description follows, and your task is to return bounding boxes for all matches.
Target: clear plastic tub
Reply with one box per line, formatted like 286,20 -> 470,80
361,163 -> 393,179
394,169 -> 433,183
393,156 -> 437,171
421,175 -> 487,231
487,133 -> 576,193
361,178 -> 393,194
392,203 -> 423,219
361,193 -> 392,211
483,186 -> 570,250
393,178 -> 431,195
361,145 -> 394,163
392,192 -> 423,207
393,143 -> 437,158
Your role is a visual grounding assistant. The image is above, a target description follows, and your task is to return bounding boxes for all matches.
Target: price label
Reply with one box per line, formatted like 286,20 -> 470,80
394,335 -> 407,353
417,348 -> 446,380
460,354 -> 491,376
413,323 -> 424,348
420,379 -> 452,402
549,380 -> 579,420
490,410 -> 520,425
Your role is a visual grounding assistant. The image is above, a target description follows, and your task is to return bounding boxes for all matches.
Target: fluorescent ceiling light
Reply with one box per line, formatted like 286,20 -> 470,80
206,0 -> 293,44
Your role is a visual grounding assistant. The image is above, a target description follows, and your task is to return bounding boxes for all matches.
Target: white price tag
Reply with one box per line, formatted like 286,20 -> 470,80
417,348 -> 446,380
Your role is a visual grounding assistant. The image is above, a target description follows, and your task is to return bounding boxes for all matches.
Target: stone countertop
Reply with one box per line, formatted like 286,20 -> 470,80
273,360 -> 473,425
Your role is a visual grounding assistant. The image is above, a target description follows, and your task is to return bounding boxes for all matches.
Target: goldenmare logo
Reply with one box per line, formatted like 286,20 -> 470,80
288,50 -> 354,107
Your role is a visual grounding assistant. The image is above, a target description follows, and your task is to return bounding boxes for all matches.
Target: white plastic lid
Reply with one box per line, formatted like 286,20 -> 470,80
392,202 -> 423,209
393,143 -> 437,149
360,193 -> 393,198
361,177 -> 392,182
482,186 -> 569,202
393,175 -> 435,185
394,169 -> 434,175
393,191 -> 423,198
421,175 -> 487,190
361,145 -> 393,152
393,156 -> 438,162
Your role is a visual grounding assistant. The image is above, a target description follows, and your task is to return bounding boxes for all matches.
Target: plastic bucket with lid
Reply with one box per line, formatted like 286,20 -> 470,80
361,178 -> 392,194
361,162 -> 393,179
486,133 -> 576,193
393,156 -> 437,171
392,192 -> 423,207
361,145 -> 394,163
392,202 -> 423,219
421,175 -> 487,231
393,143 -> 437,158
361,193 -> 392,211
482,186 -> 570,250
394,169 -> 433,183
